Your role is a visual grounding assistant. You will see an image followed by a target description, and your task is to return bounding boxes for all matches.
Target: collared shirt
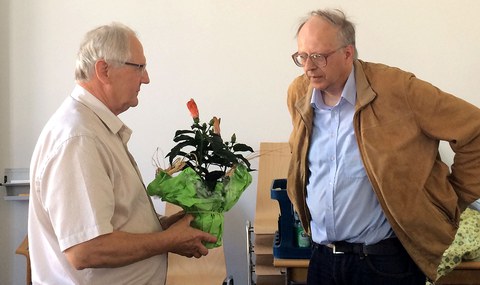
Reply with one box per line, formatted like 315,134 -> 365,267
28,85 -> 167,285
306,67 -> 394,245
470,199 -> 480,211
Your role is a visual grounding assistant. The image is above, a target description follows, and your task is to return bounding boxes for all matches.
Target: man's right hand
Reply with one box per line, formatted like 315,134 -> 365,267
166,214 -> 217,258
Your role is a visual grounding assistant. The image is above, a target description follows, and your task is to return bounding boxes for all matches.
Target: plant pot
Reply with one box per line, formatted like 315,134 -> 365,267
190,211 -> 224,249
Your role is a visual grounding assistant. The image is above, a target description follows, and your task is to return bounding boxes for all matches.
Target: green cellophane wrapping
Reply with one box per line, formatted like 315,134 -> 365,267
147,163 -> 252,248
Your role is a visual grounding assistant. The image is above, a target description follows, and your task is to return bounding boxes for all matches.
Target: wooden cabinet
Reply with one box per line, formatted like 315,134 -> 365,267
254,143 -> 291,285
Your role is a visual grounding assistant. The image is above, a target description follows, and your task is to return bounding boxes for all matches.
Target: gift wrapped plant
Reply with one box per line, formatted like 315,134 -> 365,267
147,99 -> 254,248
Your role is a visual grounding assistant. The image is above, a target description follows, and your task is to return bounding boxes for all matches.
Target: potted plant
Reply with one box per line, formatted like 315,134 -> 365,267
147,99 -> 254,248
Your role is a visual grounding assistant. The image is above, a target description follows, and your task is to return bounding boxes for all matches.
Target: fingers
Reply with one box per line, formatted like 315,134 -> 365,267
166,214 -> 220,258
184,233 -> 214,258
197,245 -> 209,257
203,232 -> 217,244
178,243 -> 208,259
190,243 -> 209,259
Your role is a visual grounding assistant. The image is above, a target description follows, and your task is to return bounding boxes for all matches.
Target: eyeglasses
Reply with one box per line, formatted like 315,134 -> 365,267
123,61 -> 147,74
291,46 -> 345,68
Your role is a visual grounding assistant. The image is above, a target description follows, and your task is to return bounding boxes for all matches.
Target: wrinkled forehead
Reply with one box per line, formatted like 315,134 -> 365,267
297,17 -> 342,51
128,36 -> 146,63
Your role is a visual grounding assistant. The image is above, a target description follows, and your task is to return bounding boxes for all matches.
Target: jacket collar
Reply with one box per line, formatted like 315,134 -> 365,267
353,60 -> 377,110
294,60 -> 377,129
294,76 -> 314,133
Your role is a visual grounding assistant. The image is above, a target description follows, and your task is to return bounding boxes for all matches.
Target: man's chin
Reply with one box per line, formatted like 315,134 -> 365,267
308,77 -> 325,88
309,82 -> 326,90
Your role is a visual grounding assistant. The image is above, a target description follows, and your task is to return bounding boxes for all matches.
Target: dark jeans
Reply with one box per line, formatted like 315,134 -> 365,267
307,242 -> 426,285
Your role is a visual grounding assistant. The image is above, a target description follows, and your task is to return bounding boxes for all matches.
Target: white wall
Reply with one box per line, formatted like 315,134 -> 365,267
3,0 -> 480,284
0,0 -> 16,283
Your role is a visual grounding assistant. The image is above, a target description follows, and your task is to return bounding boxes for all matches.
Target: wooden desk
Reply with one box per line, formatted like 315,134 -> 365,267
273,257 -> 480,285
436,260 -> 480,285
273,258 -> 308,285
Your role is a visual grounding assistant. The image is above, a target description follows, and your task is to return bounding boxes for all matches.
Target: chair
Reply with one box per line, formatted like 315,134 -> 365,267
15,235 -> 31,285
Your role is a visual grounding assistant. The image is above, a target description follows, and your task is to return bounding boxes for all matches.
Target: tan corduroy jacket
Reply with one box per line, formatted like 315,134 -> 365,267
287,59 -> 480,281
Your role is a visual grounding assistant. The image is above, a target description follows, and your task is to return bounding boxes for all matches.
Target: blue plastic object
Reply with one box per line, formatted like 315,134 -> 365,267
271,179 -> 312,259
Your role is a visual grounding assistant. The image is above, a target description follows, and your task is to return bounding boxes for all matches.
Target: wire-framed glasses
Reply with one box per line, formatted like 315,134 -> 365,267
123,61 -> 147,74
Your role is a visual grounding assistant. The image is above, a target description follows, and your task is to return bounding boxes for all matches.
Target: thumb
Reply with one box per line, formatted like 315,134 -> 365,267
182,214 -> 195,224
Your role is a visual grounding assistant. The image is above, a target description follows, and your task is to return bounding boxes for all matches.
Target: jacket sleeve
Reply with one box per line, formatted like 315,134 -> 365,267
405,76 -> 480,209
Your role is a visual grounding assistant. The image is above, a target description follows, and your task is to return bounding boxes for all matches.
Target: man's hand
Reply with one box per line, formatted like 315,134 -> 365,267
165,214 -> 217,258
64,214 -> 217,270
159,210 -> 185,229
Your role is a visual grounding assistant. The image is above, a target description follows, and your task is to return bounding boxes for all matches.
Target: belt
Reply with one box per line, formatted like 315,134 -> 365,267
316,238 -> 402,255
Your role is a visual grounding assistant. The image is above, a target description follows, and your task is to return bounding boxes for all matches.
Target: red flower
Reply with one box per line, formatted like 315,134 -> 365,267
187,99 -> 199,123
213,116 -> 221,135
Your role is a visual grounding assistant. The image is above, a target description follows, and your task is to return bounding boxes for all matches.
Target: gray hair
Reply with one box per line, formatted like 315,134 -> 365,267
296,9 -> 358,59
75,22 -> 137,81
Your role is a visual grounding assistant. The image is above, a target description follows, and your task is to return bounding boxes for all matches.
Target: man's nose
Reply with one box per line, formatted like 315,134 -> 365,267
142,69 -> 150,84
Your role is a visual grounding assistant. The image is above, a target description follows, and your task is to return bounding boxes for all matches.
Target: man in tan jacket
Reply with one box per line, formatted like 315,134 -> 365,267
287,9 -> 480,284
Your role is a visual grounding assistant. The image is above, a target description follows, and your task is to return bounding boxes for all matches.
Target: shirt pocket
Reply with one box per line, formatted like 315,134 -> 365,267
344,152 -> 367,178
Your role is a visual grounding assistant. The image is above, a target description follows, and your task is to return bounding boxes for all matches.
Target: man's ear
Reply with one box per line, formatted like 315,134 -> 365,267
344,45 -> 355,61
95,60 -> 110,84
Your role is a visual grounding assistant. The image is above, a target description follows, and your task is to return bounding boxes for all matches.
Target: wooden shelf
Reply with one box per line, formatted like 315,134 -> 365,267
2,168 -> 30,201
1,182 -> 29,187
4,195 -> 29,201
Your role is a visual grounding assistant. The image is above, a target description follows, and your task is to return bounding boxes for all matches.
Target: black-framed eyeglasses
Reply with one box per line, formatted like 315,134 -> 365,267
291,46 -> 345,68
123,61 -> 147,74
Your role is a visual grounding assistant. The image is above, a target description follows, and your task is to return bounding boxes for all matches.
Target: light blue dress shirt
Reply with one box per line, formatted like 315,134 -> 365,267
470,199 -> 480,211
306,67 -> 394,245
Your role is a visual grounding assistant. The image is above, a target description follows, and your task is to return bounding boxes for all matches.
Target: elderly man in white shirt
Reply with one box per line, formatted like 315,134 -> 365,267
28,22 -> 216,285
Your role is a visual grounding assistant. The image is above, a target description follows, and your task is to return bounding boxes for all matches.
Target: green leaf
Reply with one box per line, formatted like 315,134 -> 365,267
166,141 -> 196,164
173,134 -> 195,143
174,129 -> 195,136
210,135 -> 226,152
232,143 -> 254,152
216,149 -> 238,163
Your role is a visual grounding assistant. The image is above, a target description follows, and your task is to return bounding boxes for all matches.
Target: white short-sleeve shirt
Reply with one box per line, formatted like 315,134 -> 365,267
28,85 -> 167,285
